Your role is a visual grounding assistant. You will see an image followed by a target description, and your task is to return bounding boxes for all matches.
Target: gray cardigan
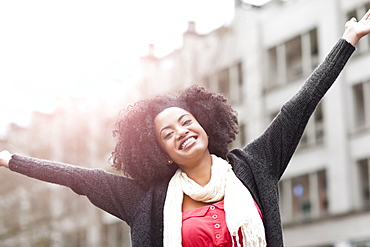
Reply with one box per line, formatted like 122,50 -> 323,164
9,39 -> 355,247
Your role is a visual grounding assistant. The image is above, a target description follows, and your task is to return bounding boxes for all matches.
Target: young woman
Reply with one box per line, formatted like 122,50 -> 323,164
1,11 -> 370,247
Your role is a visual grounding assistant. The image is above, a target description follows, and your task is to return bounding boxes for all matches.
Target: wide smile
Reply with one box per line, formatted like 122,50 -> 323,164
179,136 -> 198,150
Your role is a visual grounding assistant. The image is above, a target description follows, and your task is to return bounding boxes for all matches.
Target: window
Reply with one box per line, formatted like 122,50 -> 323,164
266,28 -> 318,90
310,29 -> 319,68
237,62 -> 244,103
299,103 -> 324,148
280,169 -> 328,222
202,63 -> 244,105
358,158 -> 370,209
218,68 -> 230,99
286,36 -> 303,81
352,81 -> 370,130
203,62 -> 244,104
268,46 -> 278,87
238,123 -> 247,147
353,83 -> 366,128
292,174 -> 311,220
314,103 -> 324,143
317,170 -> 328,215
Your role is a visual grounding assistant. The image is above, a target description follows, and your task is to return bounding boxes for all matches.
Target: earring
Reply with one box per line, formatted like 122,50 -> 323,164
167,159 -> 173,165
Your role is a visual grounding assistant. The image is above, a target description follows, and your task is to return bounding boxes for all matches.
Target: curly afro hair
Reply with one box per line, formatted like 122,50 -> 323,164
111,85 -> 238,186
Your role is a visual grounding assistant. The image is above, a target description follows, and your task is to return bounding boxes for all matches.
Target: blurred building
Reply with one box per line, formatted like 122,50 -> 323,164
0,97 -> 132,247
139,0 -> 370,246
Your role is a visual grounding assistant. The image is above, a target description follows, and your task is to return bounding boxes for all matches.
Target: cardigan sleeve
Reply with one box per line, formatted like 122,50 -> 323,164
242,38 -> 355,179
8,153 -> 146,225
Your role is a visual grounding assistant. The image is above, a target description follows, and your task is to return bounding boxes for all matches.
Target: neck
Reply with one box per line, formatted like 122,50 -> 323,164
179,152 -> 212,187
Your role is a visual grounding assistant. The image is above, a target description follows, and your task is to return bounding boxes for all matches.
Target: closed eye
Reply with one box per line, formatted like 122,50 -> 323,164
183,119 -> 192,126
164,131 -> 174,139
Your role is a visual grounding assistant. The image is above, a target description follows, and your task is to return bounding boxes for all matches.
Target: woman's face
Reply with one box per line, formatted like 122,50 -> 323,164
154,107 -> 209,167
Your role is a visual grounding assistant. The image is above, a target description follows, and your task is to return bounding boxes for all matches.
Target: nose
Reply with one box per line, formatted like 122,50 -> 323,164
177,128 -> 189,140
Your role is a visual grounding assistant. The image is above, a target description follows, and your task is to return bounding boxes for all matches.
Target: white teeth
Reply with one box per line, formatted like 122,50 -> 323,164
181,137 -> 195,149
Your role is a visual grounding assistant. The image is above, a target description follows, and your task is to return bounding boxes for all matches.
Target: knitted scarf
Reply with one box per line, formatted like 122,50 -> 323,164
163,154 -> 266,247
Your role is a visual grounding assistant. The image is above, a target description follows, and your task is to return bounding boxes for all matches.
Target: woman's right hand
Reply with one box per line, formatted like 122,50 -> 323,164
0,150 -> 12,169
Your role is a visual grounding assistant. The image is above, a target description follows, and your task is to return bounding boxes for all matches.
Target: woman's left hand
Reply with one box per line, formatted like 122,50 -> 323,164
0,150 -> 11,169
342,9 -> 370,46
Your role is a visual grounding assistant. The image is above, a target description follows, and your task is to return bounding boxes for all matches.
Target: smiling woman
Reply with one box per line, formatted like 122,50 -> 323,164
1,9 -> 370,247
111,86 -> 238,185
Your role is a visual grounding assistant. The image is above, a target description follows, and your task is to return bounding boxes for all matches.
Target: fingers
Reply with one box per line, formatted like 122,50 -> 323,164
360,9 -> 370,21
343,9 -> 370,46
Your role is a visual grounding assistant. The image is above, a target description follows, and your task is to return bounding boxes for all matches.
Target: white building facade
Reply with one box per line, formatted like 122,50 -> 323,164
139,0 -> 370,246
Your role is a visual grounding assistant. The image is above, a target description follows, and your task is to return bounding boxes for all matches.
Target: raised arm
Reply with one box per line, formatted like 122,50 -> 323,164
242,11 -> 370,179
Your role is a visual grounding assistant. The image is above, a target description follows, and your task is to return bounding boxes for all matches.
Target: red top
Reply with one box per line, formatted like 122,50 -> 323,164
182,200 -> 262,247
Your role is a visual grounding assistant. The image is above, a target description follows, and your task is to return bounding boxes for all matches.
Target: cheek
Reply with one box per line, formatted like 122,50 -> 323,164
197,126 -> 208,139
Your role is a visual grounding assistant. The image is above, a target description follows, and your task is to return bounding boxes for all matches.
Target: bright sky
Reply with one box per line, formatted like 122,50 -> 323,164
0,0 -> 249,135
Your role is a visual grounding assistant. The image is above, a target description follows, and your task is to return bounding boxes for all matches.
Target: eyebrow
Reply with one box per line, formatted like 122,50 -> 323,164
159,113 -> 190,135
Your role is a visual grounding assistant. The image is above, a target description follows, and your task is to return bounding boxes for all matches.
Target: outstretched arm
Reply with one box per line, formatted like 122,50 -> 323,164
343,9 -> 370,45
0,150 -> 149,226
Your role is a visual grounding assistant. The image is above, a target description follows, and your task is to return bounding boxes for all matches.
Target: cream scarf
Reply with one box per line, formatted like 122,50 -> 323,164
163,154 -> 266,247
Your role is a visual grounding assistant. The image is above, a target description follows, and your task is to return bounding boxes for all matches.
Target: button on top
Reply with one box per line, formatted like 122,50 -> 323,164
210,205 -> 215,210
